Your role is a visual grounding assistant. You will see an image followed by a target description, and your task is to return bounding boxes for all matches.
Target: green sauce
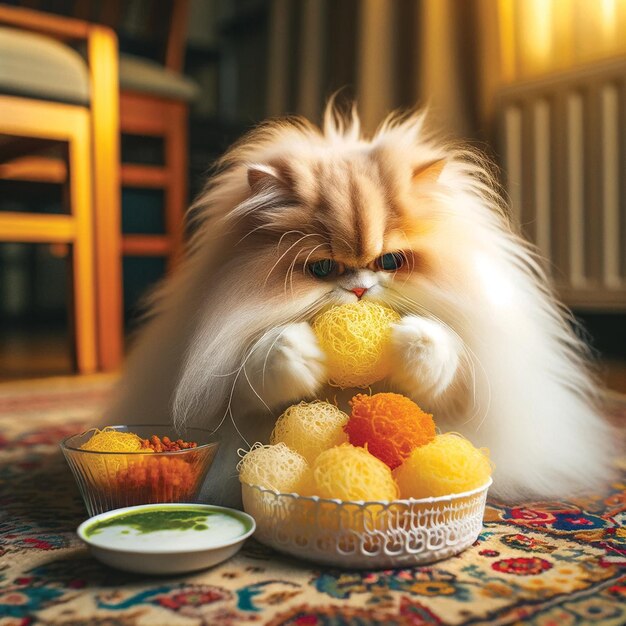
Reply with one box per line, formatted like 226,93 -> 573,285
86,507 -> 220,537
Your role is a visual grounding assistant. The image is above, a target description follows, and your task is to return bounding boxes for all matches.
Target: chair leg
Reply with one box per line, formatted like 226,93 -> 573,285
68,110 -> 98,374
90,25 -> 123,372
164,102 -> 188,269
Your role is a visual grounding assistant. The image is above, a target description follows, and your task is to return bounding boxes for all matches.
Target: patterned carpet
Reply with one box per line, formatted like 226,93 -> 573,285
0,376 -> 624,625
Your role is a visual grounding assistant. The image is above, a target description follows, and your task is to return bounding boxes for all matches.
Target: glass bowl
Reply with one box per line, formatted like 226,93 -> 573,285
61,425 -> 219,516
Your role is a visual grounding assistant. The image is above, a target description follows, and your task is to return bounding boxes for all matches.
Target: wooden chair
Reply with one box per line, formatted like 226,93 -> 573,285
1,1 -> 198,372
72,0 -> 197,363
68,0 -> 197,297
113,0 -> 196,271
0,5 -> 121,374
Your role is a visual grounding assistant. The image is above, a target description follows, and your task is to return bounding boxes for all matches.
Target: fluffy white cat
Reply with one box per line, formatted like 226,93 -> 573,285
108,106 -> 615,507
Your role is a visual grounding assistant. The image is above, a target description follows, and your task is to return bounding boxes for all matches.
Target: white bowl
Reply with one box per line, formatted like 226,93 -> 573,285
77,503 -> 255,575
242,479 -> 492,569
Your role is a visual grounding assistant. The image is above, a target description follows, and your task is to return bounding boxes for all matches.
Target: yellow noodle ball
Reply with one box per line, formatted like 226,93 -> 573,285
80,428 -> 143,452
313,302 -> 401,388
270,401 -> 349,463
394,433 -> 492,499
311,444 -> 398,501
79,428 -> 148,484
237,443 -> 311,494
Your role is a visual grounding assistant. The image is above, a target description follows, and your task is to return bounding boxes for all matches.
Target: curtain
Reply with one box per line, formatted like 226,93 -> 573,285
499,0 -> 626,82
265,0 -> 501,140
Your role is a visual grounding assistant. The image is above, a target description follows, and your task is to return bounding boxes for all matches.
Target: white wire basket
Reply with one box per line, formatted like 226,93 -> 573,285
242,479 -> 492,569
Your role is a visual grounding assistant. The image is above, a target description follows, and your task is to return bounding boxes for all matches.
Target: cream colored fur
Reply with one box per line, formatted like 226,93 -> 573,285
108,106 -> 616,507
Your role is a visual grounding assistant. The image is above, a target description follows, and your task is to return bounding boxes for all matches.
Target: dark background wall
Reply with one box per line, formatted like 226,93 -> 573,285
0,0 -> 623,377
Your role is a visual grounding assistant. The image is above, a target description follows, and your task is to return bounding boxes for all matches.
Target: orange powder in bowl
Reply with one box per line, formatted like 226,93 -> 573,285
79,428 -> 203,502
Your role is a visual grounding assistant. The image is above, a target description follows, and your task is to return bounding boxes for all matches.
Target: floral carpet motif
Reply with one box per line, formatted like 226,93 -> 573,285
0,376 -> 624,625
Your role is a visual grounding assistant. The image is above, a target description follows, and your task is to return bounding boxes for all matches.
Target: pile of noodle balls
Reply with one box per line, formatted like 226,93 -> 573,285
238,393 -> 492,501
239,301 -> 492,501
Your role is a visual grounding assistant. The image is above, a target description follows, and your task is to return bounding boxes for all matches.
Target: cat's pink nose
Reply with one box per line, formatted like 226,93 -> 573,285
351,287 -> 367,299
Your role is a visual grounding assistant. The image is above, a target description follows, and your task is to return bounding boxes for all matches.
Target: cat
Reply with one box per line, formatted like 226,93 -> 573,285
107,105 -> 615,508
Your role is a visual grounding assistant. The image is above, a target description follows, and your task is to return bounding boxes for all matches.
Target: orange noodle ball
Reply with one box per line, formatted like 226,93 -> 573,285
346,393 -> 436,469
394,433 -> 492,499
270,401 -> 349,463
237,443 -> 311,494
311,444 -> 398,501
312,302 -> 400,388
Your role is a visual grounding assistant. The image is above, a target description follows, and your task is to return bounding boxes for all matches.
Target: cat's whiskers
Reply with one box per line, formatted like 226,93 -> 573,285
224,340 -> 276,446
257,298 -> 324,391
276,229 -> 307,250
208,324 -> 282,440
405,250 -> 418,284
385,288 -> 490,427
415,301 -> 489,428
223,299 -> 330,447
260,325 -> 291,392
220,310 -> 315,440
236,222 -> 270,246
258,298 -> 331,388
286,242 -> 330,296
264,233 -> 320,287
286,245 -> 316,296
276,230 -> 309,294
301,243 -> 327,276
261,296 -> 330,385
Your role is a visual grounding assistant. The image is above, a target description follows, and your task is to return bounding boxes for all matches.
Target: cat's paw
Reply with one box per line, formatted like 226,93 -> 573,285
388,316 -> 461,398
245,322 -> 327,408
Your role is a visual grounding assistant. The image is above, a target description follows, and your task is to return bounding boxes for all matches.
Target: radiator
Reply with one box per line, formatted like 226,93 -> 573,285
497,57 -> 626,311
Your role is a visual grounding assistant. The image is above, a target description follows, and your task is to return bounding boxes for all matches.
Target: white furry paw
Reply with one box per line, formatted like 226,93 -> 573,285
244,322 -> 327,408
389,316 -> 461,399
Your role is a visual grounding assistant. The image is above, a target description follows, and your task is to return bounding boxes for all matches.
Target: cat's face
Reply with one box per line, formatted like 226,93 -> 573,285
240,145 -> 450,318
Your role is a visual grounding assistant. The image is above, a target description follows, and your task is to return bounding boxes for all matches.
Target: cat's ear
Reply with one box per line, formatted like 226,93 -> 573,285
247,162 -> 293,192
412,159 -> 446,184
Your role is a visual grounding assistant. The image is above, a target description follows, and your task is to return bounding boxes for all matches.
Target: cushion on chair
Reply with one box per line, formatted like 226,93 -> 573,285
0,27 -> 90,105
119,54 -> 199,102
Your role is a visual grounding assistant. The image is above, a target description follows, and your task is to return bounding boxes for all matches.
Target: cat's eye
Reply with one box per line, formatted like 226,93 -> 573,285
376,252 -> 405,271
308,259 -> 337,278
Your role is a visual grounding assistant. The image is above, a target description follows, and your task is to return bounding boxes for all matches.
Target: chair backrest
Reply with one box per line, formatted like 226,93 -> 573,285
9,0 -> 189,70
